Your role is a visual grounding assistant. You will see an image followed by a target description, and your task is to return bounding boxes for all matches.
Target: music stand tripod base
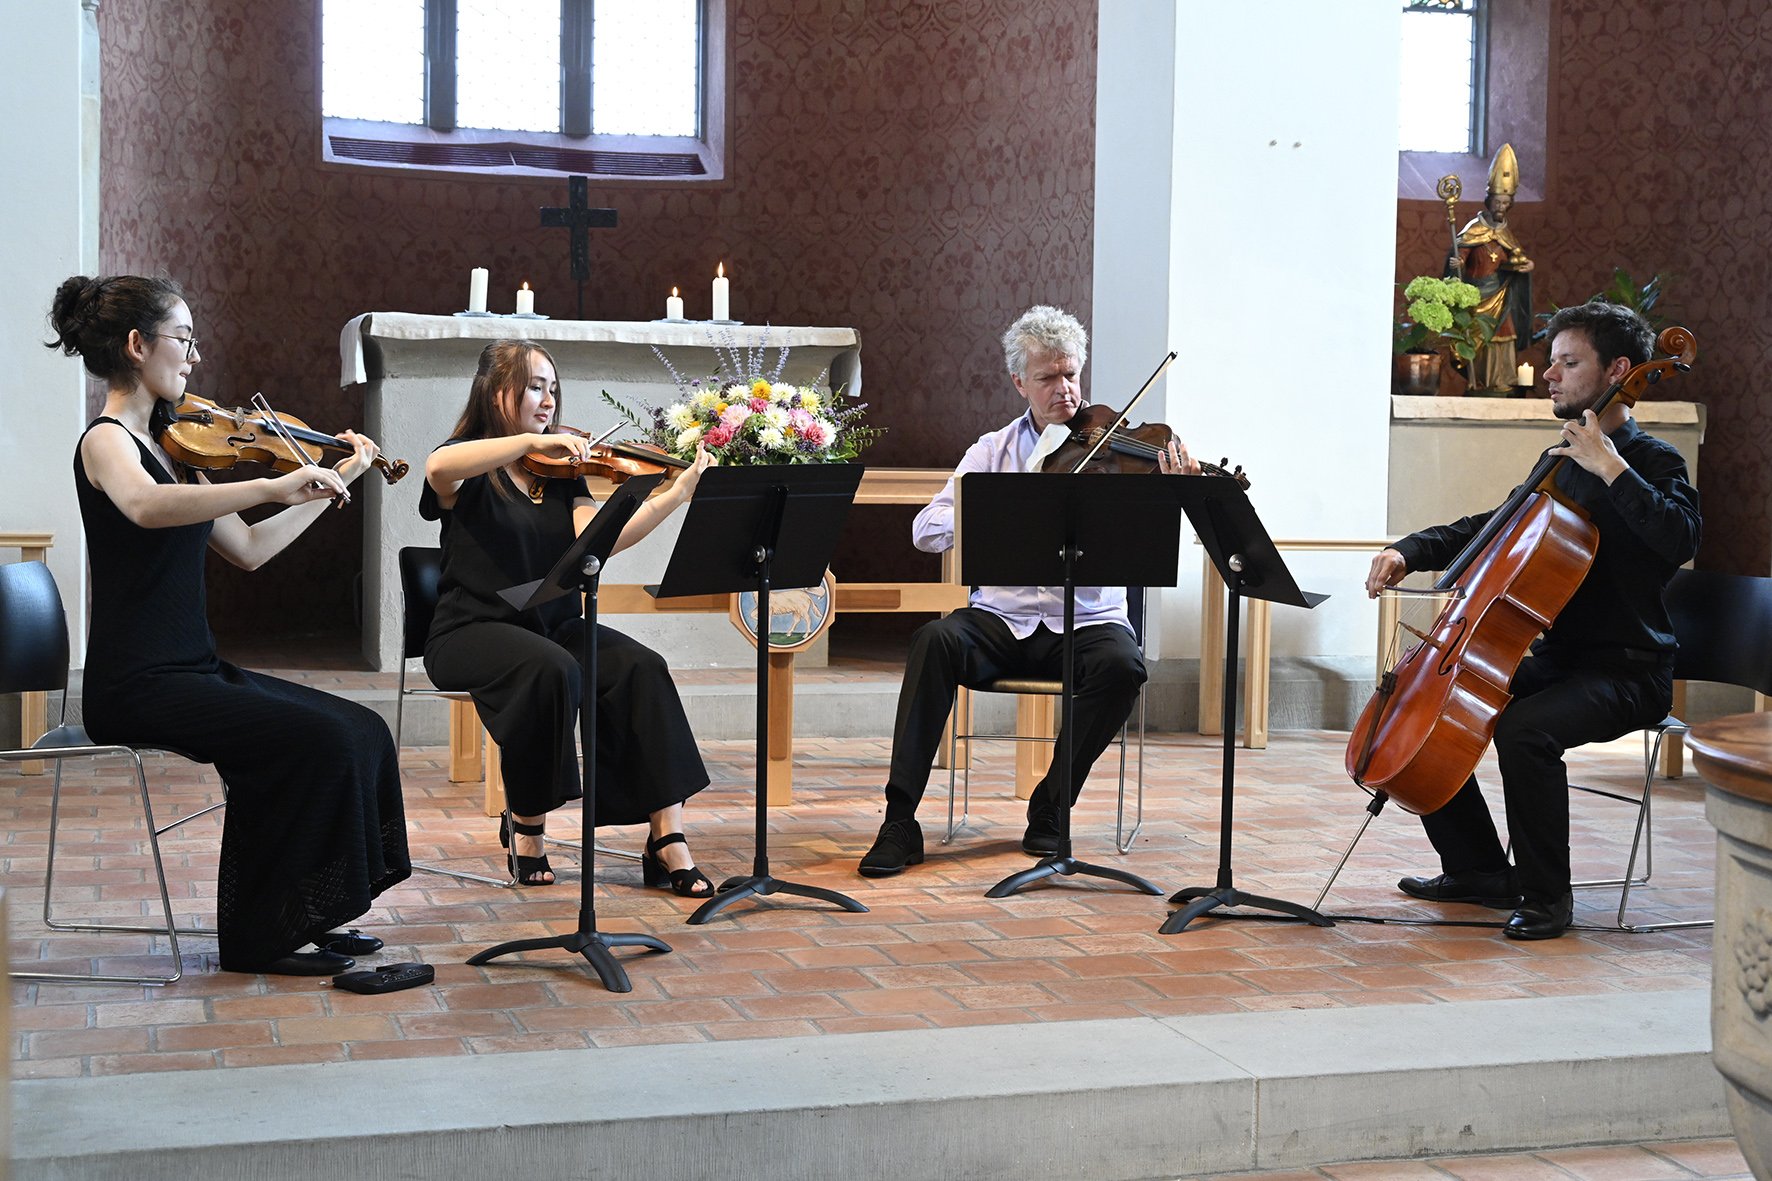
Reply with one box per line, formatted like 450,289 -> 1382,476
987,848 -> 1163,899
1160,886 -> 1336,934
467,922 -> 671,993
689,874 -> 870,925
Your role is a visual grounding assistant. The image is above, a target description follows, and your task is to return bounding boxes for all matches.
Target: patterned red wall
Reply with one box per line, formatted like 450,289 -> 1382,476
99,0 -> 1099,640
1397,1 -> 1772,576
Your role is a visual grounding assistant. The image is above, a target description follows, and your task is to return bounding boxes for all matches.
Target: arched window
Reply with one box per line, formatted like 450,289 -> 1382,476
319,0 -> 727,182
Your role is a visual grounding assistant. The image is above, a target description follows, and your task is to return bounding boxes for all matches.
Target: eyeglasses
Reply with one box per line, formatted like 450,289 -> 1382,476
152,333 -> 200,360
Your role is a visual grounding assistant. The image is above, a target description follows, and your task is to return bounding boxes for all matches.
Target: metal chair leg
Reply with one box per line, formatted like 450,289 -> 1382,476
1115,693 -> 1146,854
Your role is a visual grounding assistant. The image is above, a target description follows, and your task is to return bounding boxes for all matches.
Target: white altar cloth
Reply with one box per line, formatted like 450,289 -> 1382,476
341,313 -> 863,670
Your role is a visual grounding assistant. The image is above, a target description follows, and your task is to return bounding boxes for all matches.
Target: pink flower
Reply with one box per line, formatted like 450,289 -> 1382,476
720,403 -> 751,429
705,424 -> 735,448
801,420 -> 830,447
788,409 -> 814,432
749,396 -> 769,413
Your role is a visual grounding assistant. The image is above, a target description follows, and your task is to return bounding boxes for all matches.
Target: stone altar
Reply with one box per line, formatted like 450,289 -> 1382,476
339,313 -> 862,670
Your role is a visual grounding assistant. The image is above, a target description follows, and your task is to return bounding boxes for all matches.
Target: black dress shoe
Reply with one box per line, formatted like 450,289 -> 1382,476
1504,892 -> 1574,940
859,818 -> 924,877
1022,800 -> 1064,857
231,949 -> 356,977
1397,867 -> 1522,908
316,929 -> 383,956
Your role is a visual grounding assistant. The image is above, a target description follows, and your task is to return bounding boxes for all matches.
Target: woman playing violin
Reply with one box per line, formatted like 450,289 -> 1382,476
50,274 -> 410,976
421,340 -> 719,892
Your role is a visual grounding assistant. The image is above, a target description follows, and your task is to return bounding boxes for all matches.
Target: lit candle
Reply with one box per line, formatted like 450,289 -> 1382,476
1515,361 -> 1534,387
666,286 -> 684,320
711,262 -> 730,321
468,267 -> 489,314
514,282 -> 535,316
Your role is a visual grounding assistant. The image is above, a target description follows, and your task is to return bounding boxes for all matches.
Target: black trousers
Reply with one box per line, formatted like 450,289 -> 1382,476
1421,649 -> 1673,902
425,618 -> 709,823
883,607 -> 1146,823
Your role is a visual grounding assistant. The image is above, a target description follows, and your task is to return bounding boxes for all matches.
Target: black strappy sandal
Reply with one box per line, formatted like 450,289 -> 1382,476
499,813 -> 556,886
642,832 -> 714,897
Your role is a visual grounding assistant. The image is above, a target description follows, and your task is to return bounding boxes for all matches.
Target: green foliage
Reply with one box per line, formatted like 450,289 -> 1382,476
1394,275 -> 1497,362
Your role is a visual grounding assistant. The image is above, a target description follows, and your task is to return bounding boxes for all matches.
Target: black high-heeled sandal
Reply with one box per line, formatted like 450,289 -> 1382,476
499,813 -> 556,886
642,832 -> 714,897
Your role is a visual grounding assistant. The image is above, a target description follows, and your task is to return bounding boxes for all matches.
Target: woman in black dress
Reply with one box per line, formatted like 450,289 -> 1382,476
422,340 -> 717,893
50,274 -> 411,976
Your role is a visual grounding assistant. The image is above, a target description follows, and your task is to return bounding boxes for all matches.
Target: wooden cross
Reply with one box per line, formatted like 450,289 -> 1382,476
539,175 -> 617,320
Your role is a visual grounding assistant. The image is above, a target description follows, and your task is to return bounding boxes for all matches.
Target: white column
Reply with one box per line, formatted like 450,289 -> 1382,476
0,2 -> 100,663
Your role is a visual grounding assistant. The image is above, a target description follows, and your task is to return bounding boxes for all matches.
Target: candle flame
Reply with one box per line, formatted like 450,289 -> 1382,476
671,286 -> 679,297
520,281 -> 530,291
716,262 -> 725,278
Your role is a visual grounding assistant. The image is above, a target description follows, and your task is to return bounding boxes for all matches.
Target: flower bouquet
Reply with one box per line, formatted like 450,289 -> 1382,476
1394,274 -> 1495,366
603,340 -> 880,466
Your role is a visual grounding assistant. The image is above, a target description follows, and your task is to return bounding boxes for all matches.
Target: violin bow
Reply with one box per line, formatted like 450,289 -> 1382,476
249,392 -> 350,509
1066,350 -> 1178,473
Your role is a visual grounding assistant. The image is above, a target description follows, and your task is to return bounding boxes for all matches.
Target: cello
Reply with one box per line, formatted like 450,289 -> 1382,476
1345,325 -> 1697,814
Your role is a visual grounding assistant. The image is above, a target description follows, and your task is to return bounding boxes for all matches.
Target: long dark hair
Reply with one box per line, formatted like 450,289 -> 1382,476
450,339 -> 562,442
449,339 -> 562,499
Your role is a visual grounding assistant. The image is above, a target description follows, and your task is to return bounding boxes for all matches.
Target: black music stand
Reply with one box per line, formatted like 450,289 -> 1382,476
1160,476 -> 1333,934
958,472 -> 1177,900
467,473 -> 673,992
648,464 -> 870,924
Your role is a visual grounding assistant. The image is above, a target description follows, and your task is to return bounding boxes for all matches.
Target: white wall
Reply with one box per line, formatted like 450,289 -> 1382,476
1,2 -> 99,659
1095,0 -> 1401,662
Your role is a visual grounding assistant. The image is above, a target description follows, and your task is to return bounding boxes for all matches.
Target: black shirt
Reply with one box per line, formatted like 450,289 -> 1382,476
1391,417 -> 1700,660
419,444 -> 593,643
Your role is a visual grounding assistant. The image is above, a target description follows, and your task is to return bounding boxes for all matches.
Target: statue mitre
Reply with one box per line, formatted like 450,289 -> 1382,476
1487,143 -> 1520,197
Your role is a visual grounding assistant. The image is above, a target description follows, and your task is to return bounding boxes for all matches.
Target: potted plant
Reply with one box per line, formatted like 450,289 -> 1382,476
1393,275 -> 1497,395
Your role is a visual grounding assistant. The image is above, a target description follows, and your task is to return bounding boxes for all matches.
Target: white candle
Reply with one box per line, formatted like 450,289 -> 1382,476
468,267 -> 489,313
711,262 -> 730,321
515,282 -> 535,316
1515,361 -> 1534,386
666,286 -> 684,320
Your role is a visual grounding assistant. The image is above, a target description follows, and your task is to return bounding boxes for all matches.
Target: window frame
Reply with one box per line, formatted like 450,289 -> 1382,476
318,0 -> 729,186
1399,0 -> 1548,203
1399,0 -> 1486,157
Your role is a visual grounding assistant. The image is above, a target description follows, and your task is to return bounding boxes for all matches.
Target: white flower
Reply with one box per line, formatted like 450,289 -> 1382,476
691,390 -> 720,413
758,426 -> 791,450
762,406 -> 790,429
770,383 -> 799,404
675,425 -> 703,450
665,403 -> 697,431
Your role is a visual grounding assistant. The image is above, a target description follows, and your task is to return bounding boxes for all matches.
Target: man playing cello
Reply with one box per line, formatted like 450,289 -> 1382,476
1364,301 -> 1700,940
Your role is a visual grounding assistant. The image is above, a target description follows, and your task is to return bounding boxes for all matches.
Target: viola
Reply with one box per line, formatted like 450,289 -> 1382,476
519,426 -> 690,497
1345,325 -> 1698,814
161,393 -> 410,491
1041,403 -> 1251,488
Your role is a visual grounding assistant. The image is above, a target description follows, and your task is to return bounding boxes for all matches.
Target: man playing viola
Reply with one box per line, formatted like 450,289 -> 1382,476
860,305 -> 1198,876
1364,301 -> 1700,940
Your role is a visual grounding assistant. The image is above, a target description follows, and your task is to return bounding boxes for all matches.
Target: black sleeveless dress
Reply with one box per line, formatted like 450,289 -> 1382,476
75,419 -> 410,971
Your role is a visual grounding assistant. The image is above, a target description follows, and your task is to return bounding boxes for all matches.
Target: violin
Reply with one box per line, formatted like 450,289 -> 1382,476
1345,325 -> 1698,814
519,426 -> 690,501
161,394 -> 410,491
1041,403 -> 1251,487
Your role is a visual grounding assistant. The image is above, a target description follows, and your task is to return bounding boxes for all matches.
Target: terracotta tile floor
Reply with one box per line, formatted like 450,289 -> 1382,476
4,656 -> 1729,1181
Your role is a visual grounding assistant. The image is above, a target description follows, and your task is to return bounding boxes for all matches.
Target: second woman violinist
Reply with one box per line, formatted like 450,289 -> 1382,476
421,339 -> 719,892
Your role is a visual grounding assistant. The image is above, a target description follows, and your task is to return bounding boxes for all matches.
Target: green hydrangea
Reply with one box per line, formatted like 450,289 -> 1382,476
1408,298 -> 1454,333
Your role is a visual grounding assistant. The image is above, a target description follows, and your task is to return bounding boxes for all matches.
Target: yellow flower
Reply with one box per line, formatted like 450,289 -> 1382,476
715,402 -> 728,415
800,389 -> 822,412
